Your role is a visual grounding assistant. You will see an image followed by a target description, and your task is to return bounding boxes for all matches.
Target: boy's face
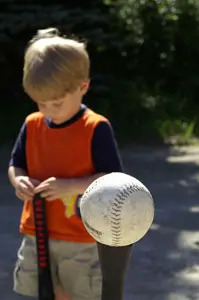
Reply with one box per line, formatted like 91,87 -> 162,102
35,81 -> 89,124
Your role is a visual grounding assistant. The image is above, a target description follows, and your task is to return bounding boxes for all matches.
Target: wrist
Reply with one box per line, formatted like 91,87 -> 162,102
13,175 -> 24,188
8,166 -> 28,190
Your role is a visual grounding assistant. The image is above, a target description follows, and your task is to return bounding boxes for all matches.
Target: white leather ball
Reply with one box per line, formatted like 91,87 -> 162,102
80,172 -> 154,246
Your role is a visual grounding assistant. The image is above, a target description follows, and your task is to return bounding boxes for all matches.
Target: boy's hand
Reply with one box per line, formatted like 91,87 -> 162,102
34,177 -> 68,201
15,176 -> 40,201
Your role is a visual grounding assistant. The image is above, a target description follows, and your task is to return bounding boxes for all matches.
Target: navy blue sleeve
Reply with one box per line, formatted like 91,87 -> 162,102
92,121 -> 123,173
9,122 -> 27,171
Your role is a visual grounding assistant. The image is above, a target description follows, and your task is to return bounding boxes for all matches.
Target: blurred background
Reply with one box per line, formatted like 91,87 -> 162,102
1,0 -> 199,145
1,1 -> 199,299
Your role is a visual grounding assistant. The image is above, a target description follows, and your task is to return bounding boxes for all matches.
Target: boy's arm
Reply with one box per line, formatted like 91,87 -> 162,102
8,121 -> 27,188
9,121 -> 27,171
92,121 -> 123,173
8,166 -> 28,188
8,122 -> 40,200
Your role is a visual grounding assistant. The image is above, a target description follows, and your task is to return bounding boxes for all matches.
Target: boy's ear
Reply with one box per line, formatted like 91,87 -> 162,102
80,80 -> 90,95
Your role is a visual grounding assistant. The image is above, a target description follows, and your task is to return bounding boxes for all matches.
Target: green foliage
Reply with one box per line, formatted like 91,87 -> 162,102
1,0 -> 199,144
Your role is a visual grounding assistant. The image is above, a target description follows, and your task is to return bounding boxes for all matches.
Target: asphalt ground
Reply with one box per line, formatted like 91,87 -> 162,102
1,144 -> 199,299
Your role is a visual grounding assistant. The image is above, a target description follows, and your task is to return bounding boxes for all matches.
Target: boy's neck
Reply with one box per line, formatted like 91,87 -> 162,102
46,104 -> 86,129
63,103 -> 82,123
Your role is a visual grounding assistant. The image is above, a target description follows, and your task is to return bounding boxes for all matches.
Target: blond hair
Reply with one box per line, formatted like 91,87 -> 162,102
23,28 -> 90,102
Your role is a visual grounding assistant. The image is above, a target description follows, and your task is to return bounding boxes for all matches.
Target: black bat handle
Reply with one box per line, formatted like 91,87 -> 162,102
97,243 -> 132,300
33,193 -> 55,300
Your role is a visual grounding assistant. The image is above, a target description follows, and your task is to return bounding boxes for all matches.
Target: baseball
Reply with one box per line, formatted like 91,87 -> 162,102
80,172 -> 154,246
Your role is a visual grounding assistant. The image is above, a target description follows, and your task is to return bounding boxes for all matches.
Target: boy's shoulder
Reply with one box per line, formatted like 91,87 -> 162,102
83,107 -> 110,126
25,111 -> 44,123
24,108 -> 110,128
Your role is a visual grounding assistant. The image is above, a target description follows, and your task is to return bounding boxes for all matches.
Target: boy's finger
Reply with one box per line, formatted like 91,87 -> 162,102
24,189 -> 34,197
30,179 -> 41,187
21,178 -> 35,191
18,184 -> 34,197
34,184 -> 49,193
24,186 -> 34,197
40,189 -> 56,198
16,190 -> 24,200
16,190 -> 32,201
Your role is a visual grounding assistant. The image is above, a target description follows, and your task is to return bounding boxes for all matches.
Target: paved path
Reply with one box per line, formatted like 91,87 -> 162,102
1,144 -> 199,299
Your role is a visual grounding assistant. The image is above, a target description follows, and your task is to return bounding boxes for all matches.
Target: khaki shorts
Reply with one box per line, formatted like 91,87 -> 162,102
14,235 -> 102,300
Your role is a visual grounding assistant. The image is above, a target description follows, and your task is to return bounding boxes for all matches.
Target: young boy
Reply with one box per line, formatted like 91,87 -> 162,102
8,27 -> 123,300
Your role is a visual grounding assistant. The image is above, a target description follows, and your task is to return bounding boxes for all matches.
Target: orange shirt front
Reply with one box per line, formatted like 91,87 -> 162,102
20,108 -> 108,242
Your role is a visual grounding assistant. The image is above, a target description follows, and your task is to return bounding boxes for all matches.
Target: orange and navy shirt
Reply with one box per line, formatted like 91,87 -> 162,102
9,105 -> 123,242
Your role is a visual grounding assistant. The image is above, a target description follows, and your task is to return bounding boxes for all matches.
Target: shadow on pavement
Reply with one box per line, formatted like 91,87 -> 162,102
122,145 -> 199,300
1,144 -> 199,299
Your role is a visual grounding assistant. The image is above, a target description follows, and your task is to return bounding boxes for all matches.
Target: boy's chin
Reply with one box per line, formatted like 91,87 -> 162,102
51,118 -> 65,124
